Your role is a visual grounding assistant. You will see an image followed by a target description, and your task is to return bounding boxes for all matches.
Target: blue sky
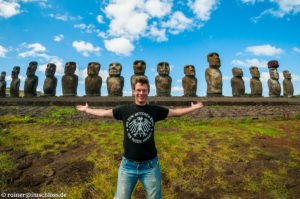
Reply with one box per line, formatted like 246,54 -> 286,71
0,0 -> 300,97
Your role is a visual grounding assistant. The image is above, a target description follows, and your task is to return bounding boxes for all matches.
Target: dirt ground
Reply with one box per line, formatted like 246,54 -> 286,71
0,110 -> 300,198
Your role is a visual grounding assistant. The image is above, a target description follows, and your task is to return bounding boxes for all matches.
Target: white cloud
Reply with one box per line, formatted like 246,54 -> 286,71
74,23 -> 99,34
172,85 -> 184,94
232,58 -> 268,68
243,0 -> 300,19
0,45 -> 8,57
77,68 -> 109,85
96,15 -> 104,23
99,70 -> 109,81
104,0 -> 149,40
145,0 -> 172,18
104,37 -> 134,56
162,11 -> 193,34
38,56 -> 64,76
293,47 -> 300,53
74,24 -> 87,29
246,44 -> 283,56
49,13 -> 68,21
241,0 -> 264,4
148,22 -> 167,42
18,42 -> 64,76
100,0 -> 218,56
0,0 -> 21,18
19,43 -> 46,57
72,41 -> 101,57
188,0 -> 220,21
260,71 -> 273,83
54,34 -> 64,42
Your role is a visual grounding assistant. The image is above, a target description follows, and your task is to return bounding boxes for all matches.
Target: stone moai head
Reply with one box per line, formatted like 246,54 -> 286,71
157,62 -> 170,76
250,66 -> 260,79
1,72 -> 5,81
12,66 -> 20,79
268,60 -> 279,80
207,52 -> 221,69
109,62 -> 122,77
45,63 -> 56,77
87,62 -> 100,77
184,65 -> 195,77
232,67 -> 243,78
26,61 -> 37,77
133,60 -> 146,75
65,62 -> 76,75
283,70 -> 291,80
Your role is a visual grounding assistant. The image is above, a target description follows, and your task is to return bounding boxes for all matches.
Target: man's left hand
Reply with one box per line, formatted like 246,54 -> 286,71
191,102 -> 204,109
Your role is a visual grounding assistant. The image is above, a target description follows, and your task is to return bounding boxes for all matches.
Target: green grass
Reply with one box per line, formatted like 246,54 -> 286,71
0,115 -> 299,198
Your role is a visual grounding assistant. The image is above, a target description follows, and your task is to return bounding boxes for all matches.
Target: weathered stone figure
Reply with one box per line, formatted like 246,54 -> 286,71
283,70 -> 294,98
85,62 -> 102,96
62,62 -> 78,96
155,62 -> 171,97
231,67 -> 245,97
182,65 -> 197,97
249,66 -> 262,97
131,60 -> 147,90
24,61 -> 38,97
0,72 -> 6,97
43,63 -> 57,96
107,62 -> 124,96
10,66 -> 20,97
205,52 -> 222,97
268,60 -> 281,97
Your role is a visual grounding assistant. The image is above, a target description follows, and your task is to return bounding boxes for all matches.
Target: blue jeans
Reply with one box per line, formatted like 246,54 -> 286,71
115,156 -> 162,199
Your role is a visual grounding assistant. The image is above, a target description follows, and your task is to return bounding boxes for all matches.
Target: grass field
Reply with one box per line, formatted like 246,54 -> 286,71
0,112 -> 300,199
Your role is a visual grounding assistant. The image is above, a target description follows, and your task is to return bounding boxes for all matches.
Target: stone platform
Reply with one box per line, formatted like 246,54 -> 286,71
0,97 -> 300,121
0,96 -> 299,107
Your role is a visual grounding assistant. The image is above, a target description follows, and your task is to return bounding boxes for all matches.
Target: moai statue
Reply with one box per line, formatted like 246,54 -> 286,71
24,61 -> 38,97
43,63 -> 57,96
155,62 -> 171,97
107,62 -> 124,96
0,72 -> 6,97
10,66 -> 20,97
205,52 -> 222,97
85,62 -> 102,96
249,66 -> 262,97
231,67 -> 245,97
62,62 -> 78,96
283,70 -> 294,98
131,60 -> 147,90
268,60 -> 281,97
182,65 -> 197,97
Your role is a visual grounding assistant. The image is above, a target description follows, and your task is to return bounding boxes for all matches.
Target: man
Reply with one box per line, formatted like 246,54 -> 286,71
76,76 -> 203,199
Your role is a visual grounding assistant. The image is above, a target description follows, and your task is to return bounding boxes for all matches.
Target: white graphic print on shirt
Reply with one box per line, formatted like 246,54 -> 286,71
125,112 -> 154,144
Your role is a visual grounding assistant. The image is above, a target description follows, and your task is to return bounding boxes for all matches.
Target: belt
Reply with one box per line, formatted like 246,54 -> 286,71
126,157 -> 154,164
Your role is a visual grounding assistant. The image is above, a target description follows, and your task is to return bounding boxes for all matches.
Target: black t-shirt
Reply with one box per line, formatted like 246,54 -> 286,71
113,103 -> 169,161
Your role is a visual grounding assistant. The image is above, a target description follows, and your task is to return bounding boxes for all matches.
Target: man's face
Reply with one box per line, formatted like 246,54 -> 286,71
133,82 -> 149,105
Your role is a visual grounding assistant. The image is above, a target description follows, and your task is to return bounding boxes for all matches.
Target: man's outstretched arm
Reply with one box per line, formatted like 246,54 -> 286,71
76,103 -> 114,118
167,102 -> 203,117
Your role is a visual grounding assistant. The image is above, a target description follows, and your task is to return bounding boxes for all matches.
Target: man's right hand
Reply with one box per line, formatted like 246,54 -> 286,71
76,103 -> 88,112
